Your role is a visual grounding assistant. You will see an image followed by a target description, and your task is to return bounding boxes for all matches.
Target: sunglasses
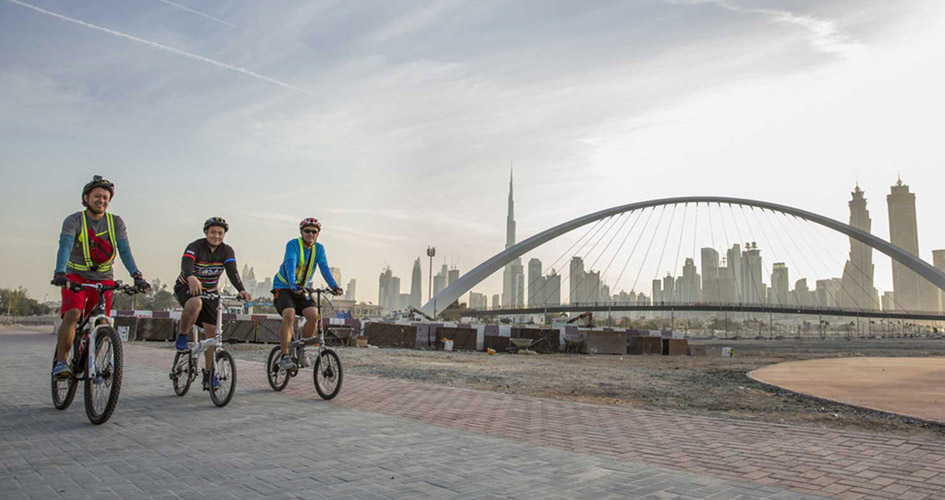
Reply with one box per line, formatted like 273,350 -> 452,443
302,229 -> 320,235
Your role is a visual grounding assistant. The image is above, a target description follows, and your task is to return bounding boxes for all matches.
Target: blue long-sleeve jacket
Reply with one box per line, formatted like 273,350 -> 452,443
273,240 -> 338,290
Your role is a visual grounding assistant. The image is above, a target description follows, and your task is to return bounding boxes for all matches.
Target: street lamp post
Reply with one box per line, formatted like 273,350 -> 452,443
426,246 -> 436,303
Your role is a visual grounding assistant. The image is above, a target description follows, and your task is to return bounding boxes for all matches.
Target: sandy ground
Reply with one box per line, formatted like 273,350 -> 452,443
197,338 -> 945,439
750,357 -> 945,425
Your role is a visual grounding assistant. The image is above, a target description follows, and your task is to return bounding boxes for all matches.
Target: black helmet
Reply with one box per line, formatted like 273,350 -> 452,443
203,217 -> 229,233
81,175 -> 115,206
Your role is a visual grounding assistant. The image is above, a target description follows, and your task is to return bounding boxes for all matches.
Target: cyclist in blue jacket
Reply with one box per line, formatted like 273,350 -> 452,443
272,218 -> 342,370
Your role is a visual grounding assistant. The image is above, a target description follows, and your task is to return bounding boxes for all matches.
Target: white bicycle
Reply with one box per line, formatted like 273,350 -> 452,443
168,292 -> 239,407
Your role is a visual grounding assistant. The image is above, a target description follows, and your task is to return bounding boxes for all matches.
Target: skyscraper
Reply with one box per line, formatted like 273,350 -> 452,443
378,267 -> 392,308
545,269 -> 561,306
933,250 -> 945,313
679,257 -> 701,303
501,168 -> 525,307
770,263 -> 789,306
345,278 -> 357,302
410,258 -> 422,308
528,258 -> 543,307
701,247 -> 720,303
570,256 -> 586,304
887,178 -> 926,311
725,244 -> 743,303
841,185 -> 877,310
433,264 -> 448,298
741,243 -> 763,304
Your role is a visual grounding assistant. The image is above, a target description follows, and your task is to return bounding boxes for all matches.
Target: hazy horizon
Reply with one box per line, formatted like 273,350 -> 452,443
2,0 -> 943,305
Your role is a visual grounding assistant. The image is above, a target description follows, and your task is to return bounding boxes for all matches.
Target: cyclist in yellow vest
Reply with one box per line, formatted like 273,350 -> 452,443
271,218 -> 342,371
51,175 -> 150,377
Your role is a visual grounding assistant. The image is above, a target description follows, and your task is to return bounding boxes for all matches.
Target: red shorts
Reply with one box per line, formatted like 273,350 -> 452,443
60,274 -> 115,319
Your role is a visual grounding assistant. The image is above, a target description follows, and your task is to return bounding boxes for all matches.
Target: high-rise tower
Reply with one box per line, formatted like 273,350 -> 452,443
502,167 -> 524,307
410,258 -> 422,308
841,185 -> 877,310
887,177 -> 923,311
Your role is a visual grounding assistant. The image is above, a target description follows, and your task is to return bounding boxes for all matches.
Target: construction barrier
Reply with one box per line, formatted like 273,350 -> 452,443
579,330 -> 626,355
629,336 -> 662,355
136,318 -> 175,341
366,322 -> 417,348
436,327 -> 477,351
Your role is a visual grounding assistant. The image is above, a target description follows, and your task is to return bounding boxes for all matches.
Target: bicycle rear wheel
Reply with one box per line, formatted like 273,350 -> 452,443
51,343 -> 78,410
209,350 -> 236,407
170,351 -> 194,396
84,327 -> 123,425
313,349 -> 342,400
266,346 -> 289,391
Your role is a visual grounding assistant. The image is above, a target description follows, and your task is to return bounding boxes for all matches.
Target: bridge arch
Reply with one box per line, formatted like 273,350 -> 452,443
420,196 -> 945,317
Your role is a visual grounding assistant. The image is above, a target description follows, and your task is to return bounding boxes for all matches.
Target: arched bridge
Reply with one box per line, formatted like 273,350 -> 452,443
420,196 -> 945,318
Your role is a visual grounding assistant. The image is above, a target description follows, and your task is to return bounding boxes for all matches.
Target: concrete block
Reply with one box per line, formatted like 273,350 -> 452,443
629,336 -> 662,355
135,318 -> 175,341
580,330 -> 626,354
222,319 -> 255,343
688,344 -> 707,356
114,316 -> 137,341
367,322 -> 417,348
483,336 -> 509,352
662,338 -> 688,356
436,327 -> 477,350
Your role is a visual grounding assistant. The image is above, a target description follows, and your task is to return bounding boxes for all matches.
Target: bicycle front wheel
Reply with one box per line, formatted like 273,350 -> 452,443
266,346 -> 289,391
51,343 -> 78,410
313,349 -> 342,400
209,350 -> 236,407
170,351 -> 194,396
84,327 -> 123,425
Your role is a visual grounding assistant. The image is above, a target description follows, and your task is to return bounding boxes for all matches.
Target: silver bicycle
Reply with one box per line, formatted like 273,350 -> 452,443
168,292 -> 239,407
266,287 -> 343,400
51,280 -> 143,425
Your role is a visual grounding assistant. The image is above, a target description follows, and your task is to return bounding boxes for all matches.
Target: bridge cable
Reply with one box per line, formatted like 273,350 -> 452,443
786,213 -> 908,314
597,207 -> 647,293
546,214 -> 618,307
786,209 -> 883,313
564,212 -> 627,305
782,212 -> 869,313
651,203 -> 680,304
513,215 -> 612,309
728,203 -> 768,307
611,206 -> 658,298
705,202 -> 725,304
715,203 -> 745,305
565,210 -> 637,306
768,212 -> 849,312
743,207 -> 790,307
629,205 -> 669,299
671,203 -> 690,303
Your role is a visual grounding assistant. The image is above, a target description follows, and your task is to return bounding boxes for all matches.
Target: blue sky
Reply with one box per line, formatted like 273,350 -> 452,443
2,0 -> 943,303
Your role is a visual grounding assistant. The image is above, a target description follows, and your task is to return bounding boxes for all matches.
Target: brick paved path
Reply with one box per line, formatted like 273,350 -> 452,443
0,331 -> 939,499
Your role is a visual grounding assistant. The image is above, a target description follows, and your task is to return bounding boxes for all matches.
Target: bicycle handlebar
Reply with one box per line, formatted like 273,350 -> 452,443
52,279 -> 144,295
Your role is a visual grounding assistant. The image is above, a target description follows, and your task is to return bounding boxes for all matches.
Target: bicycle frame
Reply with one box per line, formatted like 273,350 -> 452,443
71,283 -> 118,381
176,292 -> 239,371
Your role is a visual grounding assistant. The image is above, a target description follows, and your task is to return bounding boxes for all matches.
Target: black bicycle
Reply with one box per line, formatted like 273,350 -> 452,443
51,280 -> 143,425
266,287 -> 343,399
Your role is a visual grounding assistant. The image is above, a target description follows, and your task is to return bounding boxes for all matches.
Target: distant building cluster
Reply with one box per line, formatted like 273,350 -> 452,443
371,175 -> 944,317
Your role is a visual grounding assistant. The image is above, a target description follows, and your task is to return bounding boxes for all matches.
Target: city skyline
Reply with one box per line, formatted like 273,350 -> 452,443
3,1 -> 945,303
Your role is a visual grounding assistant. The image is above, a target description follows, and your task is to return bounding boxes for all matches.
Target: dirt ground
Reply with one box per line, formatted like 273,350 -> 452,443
215,338 -> 945,439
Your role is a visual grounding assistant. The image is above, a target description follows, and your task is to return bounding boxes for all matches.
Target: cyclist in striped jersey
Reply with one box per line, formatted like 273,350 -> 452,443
173,217 -> 251,389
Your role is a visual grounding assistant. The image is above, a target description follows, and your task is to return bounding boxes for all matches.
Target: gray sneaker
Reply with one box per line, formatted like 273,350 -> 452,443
279,354 -> 297,371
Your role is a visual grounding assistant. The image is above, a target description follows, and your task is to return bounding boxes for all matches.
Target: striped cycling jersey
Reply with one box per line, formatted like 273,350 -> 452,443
176,238 -> 245,292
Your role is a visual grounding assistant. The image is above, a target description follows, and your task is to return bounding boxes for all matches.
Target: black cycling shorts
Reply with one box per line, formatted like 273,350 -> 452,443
273,289 -> 316,316
174,284 -> 219,329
